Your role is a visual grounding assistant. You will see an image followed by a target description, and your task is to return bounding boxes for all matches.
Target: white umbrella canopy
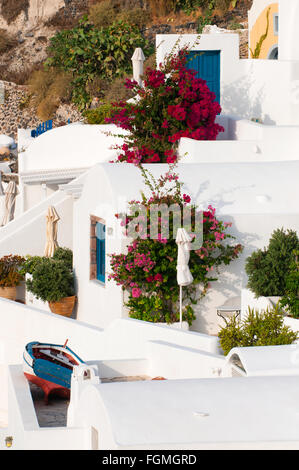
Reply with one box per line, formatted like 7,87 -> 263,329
131,47 -> 145,87
1,180 -> 18,226
44,206 -> 60,257
176,228 -> 194,328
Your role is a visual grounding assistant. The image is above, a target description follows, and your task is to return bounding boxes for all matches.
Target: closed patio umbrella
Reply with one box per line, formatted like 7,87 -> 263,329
176,228 -> 194,328
131,47 -> 145,87
1,180 -> 18,226
44,206 -> 60,257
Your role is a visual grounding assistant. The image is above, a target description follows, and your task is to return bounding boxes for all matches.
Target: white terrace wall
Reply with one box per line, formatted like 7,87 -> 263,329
72,162 -> 299,335
0,189 -> 73,258
0,298 -> 220,430
279,0 -> 299,61
156,34 -> 299,126
179,118 -> 299,162
18,124 -> 127,212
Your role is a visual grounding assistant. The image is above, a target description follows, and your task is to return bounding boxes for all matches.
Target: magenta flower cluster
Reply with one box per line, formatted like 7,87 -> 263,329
107,49 -> 224,164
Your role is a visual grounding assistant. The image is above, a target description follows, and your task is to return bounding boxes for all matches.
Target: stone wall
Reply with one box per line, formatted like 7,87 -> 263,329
0,80 -> 83,140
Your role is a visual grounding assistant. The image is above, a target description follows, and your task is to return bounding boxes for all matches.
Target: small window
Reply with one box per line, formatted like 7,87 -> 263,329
274,14 -> 279,35
90,216 -> 106,284
96,222 -> 106,283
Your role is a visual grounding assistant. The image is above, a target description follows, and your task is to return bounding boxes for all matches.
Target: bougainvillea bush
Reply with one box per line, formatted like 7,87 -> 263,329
106,48 -> 224,164
108,167 -> 243,325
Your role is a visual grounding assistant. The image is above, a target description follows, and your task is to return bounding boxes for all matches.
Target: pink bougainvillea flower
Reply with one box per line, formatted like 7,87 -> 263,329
107,49 -> 224,164
132,287 -> 142,298
154,273 -> 163,283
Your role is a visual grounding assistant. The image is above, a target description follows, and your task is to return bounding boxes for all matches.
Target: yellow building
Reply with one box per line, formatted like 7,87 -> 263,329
249,2 -> 279,59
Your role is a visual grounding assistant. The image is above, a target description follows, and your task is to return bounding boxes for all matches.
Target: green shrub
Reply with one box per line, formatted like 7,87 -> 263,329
83,103 -> 114,124
280,250 -> 299,318
26,258 -> 75,303
45,18 -> 152,109
245,228 -> 299,297
176,0 -> 232,14
126,293 -> 196,325
53,247 -> 73,271
228,20 -> 244,30
20,255 -> 44,276
219,306 -> 298,355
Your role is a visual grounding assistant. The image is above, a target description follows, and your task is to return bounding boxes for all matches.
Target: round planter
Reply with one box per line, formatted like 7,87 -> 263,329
0,286 -> 17,301
48,295 -> 76,318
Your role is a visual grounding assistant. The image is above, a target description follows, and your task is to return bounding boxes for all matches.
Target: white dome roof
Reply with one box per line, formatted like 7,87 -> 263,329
21,124 -> 128,173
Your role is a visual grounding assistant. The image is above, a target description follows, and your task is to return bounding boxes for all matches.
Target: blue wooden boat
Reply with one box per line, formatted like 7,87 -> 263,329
23,340 -> 85,403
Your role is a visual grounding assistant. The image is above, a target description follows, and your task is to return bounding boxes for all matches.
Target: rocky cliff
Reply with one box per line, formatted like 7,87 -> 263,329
0,0 -> 252,140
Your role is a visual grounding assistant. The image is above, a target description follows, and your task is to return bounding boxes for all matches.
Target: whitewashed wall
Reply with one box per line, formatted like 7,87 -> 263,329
18,124 -> 127,212
179,116 -> 299,162
156,34 -> 299,125
279,0 -> 299,61
72,162 -> 299,335
0,189 -> 73,258
0,297 -> 221,438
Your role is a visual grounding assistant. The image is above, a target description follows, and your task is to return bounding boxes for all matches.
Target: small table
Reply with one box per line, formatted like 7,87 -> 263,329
217,307 -> 241,324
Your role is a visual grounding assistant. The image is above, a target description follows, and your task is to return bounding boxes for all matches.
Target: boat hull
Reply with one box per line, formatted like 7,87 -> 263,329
24,372 -> 70,404
23,341 -> 84,404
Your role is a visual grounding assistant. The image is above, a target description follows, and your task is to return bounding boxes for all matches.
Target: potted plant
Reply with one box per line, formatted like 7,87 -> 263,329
21,255 -> 48,310
243,228 -> 299,314
26,255 -> 76,317
0,255 -> 25,301
279,250 -> 299,331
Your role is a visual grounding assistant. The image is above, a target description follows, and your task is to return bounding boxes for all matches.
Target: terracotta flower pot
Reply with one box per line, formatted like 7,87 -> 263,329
0,286 -> 17,301
48,295 -> 76,317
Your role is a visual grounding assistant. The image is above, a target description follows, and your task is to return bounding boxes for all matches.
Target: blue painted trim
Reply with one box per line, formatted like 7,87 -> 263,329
186,50 -> 221,106
96,222 -> 106,283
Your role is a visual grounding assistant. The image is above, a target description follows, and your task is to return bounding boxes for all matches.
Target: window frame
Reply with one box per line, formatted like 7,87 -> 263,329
90,215 -> 106,285
273,13 -> 279,36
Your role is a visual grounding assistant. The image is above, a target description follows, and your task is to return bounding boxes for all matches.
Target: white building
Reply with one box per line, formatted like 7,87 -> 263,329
1,1 -> 299,450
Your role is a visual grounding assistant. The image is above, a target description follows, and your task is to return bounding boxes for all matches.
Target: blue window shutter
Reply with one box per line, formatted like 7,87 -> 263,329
186,50 -> 221,106
96,223 -> 106,283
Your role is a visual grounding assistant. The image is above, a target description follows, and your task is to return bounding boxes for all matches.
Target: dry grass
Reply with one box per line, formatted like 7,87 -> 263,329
28,68 -> 73,120
45,8 -> 80,30
88,0 -> 116,27
103,74 -> 134,102
89,0 -> 151,28
0,29 -> 17,54
36,96 -> 60,122
0,0 -> 29,24
0,63 -> 41,85
148,0 -> 176,16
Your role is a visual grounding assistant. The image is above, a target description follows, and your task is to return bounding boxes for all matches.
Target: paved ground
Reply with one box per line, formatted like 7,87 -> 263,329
30,376 -> 152,428
29,383 -> 69,428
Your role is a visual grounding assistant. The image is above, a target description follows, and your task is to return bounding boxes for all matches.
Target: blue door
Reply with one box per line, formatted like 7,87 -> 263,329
96,222 -> 106,283
186,50 -> 221,105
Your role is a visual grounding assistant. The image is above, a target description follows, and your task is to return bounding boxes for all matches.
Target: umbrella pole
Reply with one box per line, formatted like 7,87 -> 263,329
180,285 -> 183,328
